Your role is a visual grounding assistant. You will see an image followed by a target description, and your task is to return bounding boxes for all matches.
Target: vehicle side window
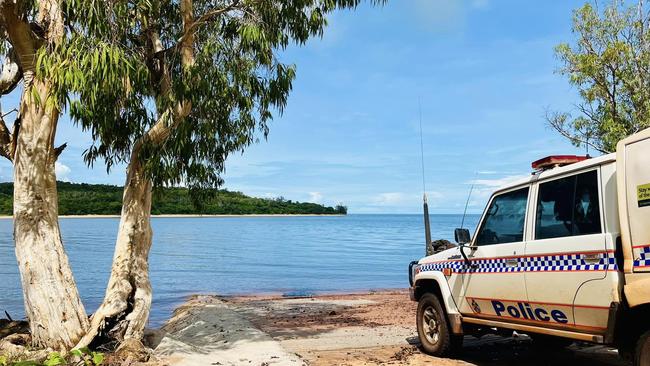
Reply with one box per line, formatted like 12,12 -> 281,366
475,187 -> 529,246
535,170 -> 601,240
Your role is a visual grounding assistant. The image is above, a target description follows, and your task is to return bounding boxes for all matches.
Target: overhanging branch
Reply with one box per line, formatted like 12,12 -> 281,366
0,48 -> 21,95
0,112 -> 16,161
154,0 -> 241,58
0,0 -> 37,76
54,142 -> 66,159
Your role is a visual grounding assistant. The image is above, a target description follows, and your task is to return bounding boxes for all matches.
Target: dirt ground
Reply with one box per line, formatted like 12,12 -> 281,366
152,289 -> 631,366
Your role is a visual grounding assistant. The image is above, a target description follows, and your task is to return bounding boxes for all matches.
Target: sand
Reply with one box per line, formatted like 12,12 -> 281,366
150,290 -> 630,366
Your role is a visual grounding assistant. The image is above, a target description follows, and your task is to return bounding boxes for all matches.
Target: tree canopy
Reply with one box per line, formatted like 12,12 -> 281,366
548,0 -> 650,153
40,0 -> 383,192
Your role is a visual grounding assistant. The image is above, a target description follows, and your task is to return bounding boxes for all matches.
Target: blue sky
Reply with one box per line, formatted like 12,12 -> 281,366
0,0 -> 593,213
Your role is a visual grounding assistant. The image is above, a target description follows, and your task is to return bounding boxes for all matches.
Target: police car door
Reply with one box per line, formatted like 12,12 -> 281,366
460,185 -> 530,322
525,169 -> 610,333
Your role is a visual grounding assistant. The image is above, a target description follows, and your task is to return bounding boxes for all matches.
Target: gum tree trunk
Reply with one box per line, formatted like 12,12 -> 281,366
1,0 -> 89,350
76,0 -> 195,350
75,147 -> 153,348
13,81 -> 89,350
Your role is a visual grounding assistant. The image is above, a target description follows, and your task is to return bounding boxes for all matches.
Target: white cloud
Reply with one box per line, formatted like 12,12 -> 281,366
374,192 -> 406,205
55,162 -> 71,182
470,174 -> 529,188
308,191 -> 323,203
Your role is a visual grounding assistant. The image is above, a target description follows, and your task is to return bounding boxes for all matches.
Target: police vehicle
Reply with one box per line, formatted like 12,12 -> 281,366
408,128 -> 650,365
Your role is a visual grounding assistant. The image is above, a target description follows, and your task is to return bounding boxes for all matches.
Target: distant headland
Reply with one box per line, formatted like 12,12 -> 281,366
0,181 -> 347,216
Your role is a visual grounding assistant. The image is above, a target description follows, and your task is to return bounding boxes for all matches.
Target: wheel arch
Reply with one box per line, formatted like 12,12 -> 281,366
413,272 -> 461,317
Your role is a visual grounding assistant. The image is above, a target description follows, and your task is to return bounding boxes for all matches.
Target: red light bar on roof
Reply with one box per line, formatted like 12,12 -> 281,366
531,155 -> 589,171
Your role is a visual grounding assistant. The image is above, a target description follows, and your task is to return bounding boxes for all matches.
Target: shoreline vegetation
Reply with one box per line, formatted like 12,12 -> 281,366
0,214 -> 345,219
0,181 -> 347,216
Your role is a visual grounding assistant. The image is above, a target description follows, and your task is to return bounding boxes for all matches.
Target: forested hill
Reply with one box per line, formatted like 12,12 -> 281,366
0,182 -> 347,216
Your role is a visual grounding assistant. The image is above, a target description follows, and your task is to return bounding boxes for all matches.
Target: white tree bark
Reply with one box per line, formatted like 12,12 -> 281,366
75,147 -> 153,349
1,0 -> 89,351
76,0 -> 196,350
13,81 -> 89,351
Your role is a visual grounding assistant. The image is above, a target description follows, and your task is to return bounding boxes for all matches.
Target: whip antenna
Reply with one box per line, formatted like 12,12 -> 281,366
419,99 -> 432,255
460,172 -> 478,229
419,99 -> 426,194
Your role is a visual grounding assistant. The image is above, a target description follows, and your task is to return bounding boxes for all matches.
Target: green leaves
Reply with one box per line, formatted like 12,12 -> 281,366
56,0 -> 383,191
549,0 -> 650,153
42,353 -> 65,366
0,349 -> 103,366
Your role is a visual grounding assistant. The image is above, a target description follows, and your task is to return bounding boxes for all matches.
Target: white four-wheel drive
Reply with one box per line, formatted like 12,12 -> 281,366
409,128 -> 650,365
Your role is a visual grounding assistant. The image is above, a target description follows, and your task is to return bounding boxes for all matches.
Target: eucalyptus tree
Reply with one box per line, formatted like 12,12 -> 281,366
548,0 -> 650,153
41,0 -> 384,349
0,0 -> 89,350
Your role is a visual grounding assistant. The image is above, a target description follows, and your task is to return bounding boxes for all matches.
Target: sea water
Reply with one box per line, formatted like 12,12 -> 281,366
0,214 -> 479,326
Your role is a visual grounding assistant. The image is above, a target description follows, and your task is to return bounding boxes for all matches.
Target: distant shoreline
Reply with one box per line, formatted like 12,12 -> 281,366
0,214 -> 346,219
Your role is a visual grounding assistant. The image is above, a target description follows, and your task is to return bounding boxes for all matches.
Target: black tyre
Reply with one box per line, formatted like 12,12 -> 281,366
634,330 -> 650,366
416,293 -> 463,357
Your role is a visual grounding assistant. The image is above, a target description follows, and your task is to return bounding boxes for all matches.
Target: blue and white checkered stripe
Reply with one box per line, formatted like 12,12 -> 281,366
634,245 -> 650,269
418,252 -> 617,274
527,253 -> 617,272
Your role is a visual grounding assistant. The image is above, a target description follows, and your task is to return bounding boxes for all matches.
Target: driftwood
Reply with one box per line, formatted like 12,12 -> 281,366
0,318 -> 49,364
0,319 -> 28,340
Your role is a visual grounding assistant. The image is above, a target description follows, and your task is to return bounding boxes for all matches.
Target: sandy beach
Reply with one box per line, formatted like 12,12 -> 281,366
145,290 -> 629,366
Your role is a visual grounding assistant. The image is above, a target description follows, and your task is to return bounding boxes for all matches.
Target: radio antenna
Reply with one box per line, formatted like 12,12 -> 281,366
460,172 -> 477,229
419,99 -> 426,194
419,99 -> 432,254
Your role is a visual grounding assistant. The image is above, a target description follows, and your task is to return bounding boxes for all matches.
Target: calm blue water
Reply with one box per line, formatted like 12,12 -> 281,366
0,214 -> 479,326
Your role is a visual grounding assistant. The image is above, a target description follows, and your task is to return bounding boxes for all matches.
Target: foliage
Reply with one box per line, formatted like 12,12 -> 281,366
0,348 -> 103,366
36,0 -> 384,194
548,0 -> 650,153
0,182 -> 347,216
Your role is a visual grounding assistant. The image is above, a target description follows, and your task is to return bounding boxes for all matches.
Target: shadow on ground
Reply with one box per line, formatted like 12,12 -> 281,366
419,335 -> 630,366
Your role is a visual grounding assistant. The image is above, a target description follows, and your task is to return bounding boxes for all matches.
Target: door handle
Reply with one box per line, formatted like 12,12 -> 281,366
581,254 -> 601,264
506,259 -> 518,267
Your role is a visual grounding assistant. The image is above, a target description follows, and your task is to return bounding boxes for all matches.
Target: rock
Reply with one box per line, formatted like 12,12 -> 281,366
114,338 -> 152,363
432,239 -> 456,252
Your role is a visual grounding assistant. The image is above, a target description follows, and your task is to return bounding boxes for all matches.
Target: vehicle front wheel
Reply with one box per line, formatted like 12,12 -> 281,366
416,293 -> 463,357
634,330 -> 650,366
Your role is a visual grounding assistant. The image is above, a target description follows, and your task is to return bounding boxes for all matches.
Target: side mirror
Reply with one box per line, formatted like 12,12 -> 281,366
454,228 -> 471,245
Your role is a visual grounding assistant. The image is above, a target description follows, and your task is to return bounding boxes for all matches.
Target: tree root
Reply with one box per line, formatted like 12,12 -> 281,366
75,270 -> 152,352
0,335 -> 49,364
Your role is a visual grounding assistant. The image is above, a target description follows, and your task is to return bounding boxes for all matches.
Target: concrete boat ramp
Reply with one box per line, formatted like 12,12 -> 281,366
151,291 -> 628,366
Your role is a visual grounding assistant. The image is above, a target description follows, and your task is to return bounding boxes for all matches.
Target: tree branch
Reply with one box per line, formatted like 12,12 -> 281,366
154,0 -> 241,58
0,115 -> 11,160
0,47 -> 21,95
178,0 -> 239,47
0,113 -> 18,161
0,0 -> 36,78
54,142 -> 66,159
546,110 -> 609,154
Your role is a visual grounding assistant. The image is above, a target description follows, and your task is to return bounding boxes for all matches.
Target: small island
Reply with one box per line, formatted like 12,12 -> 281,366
0,182 -> 347,216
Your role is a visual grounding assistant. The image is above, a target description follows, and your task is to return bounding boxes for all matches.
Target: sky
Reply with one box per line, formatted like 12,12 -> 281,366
0,0 -> 595,214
